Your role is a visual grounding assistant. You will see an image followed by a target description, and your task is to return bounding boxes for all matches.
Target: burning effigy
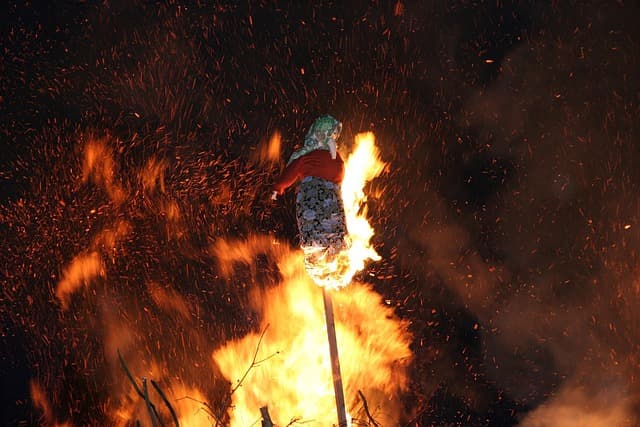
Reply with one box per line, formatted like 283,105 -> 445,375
212,124 -> 412,426
272,114 -> 352,424
272,116 -> 384,289
272,115 -> 349,287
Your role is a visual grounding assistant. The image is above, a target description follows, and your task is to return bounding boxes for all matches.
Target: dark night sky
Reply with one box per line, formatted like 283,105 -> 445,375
2,1 -> 640,425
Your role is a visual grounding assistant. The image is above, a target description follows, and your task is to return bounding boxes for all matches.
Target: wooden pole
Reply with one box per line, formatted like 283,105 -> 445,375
260,406 -> 274,427
322,287 -> 348,427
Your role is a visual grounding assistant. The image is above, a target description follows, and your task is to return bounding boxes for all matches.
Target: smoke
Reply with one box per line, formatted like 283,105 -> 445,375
353,1 -> 640,424
385,1 -> 640,423
519,380 -> 633,427
481,6 -> 640,422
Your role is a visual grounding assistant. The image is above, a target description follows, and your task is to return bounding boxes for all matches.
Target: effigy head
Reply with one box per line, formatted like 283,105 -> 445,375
303,114 -> 343,159
286,114 -> 343,165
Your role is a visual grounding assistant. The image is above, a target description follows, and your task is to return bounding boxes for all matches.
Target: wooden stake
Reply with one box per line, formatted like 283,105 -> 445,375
322,287 -> 348,427
260,406 -> 274,427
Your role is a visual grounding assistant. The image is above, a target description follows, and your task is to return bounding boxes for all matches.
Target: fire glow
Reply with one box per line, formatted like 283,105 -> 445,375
25,130 -> 411,426
213,132 -> 411,425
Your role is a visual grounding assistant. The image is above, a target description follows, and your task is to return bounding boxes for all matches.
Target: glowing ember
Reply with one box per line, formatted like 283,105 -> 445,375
303,132 -> 386,289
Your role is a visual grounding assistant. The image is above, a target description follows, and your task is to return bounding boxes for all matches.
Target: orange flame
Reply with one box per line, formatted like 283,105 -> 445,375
213,252 -> 411,426
30,381 -> 72,427
252,131 -> 282,165
109,364 -> 213,427
213,132 -> 411,426
82,137 -> 127,204
55,251 -> 104,310
147,281 -> 192,320
303,132 -> 386,289
140,156 -> 168,194
55,220 -> 130,309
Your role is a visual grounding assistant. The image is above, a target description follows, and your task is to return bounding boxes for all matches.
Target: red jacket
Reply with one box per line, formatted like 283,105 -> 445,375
274,150 -> 344,195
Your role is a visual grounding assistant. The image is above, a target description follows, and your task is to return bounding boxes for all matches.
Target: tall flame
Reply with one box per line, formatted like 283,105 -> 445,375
213,132 -> 411,426
213,252 -> 411,426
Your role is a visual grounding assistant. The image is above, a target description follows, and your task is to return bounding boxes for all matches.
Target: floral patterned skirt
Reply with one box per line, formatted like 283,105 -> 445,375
295,177 -> 349,284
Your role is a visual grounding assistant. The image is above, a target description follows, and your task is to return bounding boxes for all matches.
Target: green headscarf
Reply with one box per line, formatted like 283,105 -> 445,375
287,115 -> 343,165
